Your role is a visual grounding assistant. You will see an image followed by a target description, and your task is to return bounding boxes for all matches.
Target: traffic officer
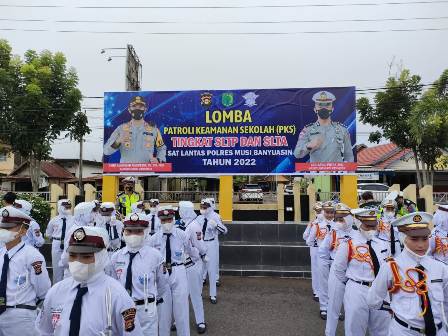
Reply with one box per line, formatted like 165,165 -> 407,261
303,201 -> 323,301
197,198 -> 227,304
377,199 -> 402,257
294,90 -> 354,162
110,212 -> 168,335
306,201 -> 335,319
177,201 -> 208,334
367,212 -> 448,335
14,199 -> 45,248
332,208 -> 392,336
396,192 -> 418,217
99,202 -> 124,252
149,205 -> 193,336
146,199 -> 161,236
37,226 -> 143,335
117,177 -> 141,217
319,204 -> 354,336
104,95 -> 167,163
0,206 -> 51,336
45,199 -> 72,283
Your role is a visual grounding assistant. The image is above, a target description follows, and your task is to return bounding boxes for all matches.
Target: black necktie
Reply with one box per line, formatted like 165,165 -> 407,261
416,265 -> 437,336
390,226 -> 396,255
151,215 -> 155,233
125,252 -> 138,296
60,217 -> 67,250
367,240 -> 380,276
202,218 -> 208,237
69,285 -> 88,336
0,253 -> 9,315
164,233 -> 172,275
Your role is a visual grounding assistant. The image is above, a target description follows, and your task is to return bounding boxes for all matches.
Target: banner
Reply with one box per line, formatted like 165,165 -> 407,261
103,87 -> 356,175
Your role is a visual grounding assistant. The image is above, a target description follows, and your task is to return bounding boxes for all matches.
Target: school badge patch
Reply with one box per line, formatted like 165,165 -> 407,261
31,261 -> 43,275
51,309 -> 62,329
122,307 -> 137,332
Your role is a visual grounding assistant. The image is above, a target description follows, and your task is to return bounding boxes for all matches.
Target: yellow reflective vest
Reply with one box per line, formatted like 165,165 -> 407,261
117,192 -> 140,216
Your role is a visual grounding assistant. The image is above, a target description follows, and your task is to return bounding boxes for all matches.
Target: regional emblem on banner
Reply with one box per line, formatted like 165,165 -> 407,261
242,92 -> 259,107
200,92 -> 212,107
221,92 -> 234,107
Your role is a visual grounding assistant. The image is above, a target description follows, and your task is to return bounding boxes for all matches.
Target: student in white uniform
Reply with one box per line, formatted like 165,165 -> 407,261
14,200 -> 45,248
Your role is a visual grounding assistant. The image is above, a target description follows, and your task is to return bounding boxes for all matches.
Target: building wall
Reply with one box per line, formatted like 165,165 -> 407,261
57,161 -> 102,178
0,152 -> 15,175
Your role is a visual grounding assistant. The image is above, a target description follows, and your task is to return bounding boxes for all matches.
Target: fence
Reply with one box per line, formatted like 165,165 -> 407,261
433,193 -> 448,204
143,191 -> 219,203
317,192 -> 340,202
233,191 -> 277,204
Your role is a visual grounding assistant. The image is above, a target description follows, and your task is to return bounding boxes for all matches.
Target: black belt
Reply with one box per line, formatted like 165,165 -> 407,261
204,238 -> 215,242
349,279 -> 372,287
6,304 -> 37,310
394,315 -> 442,333
52,237 -> 61,241
156,298 -> 163,305
185,258 -> 194,268
134,298 -> 155,305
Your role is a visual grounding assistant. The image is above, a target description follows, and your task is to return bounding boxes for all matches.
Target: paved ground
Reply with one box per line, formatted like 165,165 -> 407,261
187,276 -> 345,336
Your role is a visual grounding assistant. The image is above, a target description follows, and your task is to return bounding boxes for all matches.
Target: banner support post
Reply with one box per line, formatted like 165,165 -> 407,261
219,176 -> 233,222
340,175 -> 358,209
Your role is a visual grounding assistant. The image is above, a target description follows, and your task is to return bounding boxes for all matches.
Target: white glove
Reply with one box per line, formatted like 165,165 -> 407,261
203,255 -> 210,263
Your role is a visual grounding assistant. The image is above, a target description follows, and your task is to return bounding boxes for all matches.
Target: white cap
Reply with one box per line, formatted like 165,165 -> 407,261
123,176 -> 136,184
391,212 -> 432,237
179,201 -> 194,209
312,91 -> 336,104
68,226 -> 109,253
0,206 -> 32,228
381,199 -> 397,209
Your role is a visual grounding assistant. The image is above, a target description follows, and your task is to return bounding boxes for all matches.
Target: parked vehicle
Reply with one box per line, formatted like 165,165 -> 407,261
284,185 -> 293,195
357,183 -> 390,202
239,184 -> 264,203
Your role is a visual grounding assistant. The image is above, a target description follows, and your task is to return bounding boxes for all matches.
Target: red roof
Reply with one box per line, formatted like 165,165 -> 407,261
357,143 -> 410,169
9,161 -> 74,179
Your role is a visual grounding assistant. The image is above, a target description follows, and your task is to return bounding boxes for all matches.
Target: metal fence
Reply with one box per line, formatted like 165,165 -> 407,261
434,193 -> 448,204
143,191 -> 219,203
15,191 -> 51,202
317,192 -> 340,202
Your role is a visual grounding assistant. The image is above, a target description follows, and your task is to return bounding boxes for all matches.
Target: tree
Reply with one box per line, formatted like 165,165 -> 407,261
357,68 -> 448,188
69,110 -> 91,194
0,39 -> 82,191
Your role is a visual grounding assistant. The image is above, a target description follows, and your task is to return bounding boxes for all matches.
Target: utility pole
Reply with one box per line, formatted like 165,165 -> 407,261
79,134 -> 83,195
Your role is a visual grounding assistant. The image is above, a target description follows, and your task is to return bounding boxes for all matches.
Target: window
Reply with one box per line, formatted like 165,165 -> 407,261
0,153 -> 7,161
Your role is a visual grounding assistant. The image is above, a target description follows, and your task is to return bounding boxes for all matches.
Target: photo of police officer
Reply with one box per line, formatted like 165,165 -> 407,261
104,96 -> 167,163
294,91 -> 354,163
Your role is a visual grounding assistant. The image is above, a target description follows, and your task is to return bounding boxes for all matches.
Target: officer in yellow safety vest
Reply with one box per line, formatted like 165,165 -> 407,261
116,177 -> 141,218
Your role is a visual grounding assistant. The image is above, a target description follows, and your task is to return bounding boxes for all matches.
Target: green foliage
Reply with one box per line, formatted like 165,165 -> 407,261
15,193 -> 51,233
0,39 -> 84,191
69,111 -> 91,142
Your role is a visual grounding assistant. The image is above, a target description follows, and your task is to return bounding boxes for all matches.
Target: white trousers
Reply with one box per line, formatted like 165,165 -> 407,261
344,280 -> 390,336
158,266 -> 190,336
389,318 -> 447,336
186,260 -> 205,324
136,303 -> 158,336
51,240 -> 64,284
318,258 -> 331,311
0,308 -> 37,336
310,246 -> 319,296
325,264 -> 345,336
203,239 -> 218,297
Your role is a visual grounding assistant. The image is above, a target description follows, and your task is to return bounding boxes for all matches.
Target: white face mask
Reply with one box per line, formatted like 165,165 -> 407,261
162,220 -> 174,233
0,228 -> 18,243
360,228 -> 377,240
199,209 -> 206,215
123,234 -> 145,249
69,261 -> 95,282
404,243 -> 429,263
334,221 -> 348,231
150,207 -> 157,214
62,209 -> 72,216
384,212 -> 395,220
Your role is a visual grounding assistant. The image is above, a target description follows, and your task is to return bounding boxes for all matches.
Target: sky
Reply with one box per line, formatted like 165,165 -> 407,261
1,0 -> 447,162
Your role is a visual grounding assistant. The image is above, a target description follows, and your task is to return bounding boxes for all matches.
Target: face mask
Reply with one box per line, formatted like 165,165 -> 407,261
0,228 -> 18,243
199,209 -> 206,215
135,208 -> 143,214
384,212 -> 395,220
360,228 -> 377,240
162,220 -> 174,233
123,234 -> 145,249
125,186 -> 133,192
62,209 -> 71,216
131,110 -> 144,120
150,207 -> 157,214
69,261 -> 95,282
317,108 -> 331,119
404,243 -> 429,263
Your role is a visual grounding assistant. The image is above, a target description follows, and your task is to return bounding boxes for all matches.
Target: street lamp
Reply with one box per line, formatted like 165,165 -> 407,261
100,47 -> 126,54
107,56 -> 126,62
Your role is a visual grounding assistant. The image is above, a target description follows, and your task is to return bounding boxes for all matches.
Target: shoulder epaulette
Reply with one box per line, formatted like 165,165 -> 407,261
117,192 -> 125,197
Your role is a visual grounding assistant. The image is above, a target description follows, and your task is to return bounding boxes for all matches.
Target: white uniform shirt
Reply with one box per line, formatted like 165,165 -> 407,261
0,242 -> 51,306
303,218 -> 318,242
367,249 -> 448,329
46,215 -> 72,240
430,226 -> 448,264
110,245 -> 168,300
148,228 -> 192,265
196,212 -> 228,241
318,228 -> 353,262
177,217 -> 208,263
306,218 -> 333,248
96,216 -> 124,250
37,272 -> 143,335
146,213 -> 161,235
333,230 -> 391,283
